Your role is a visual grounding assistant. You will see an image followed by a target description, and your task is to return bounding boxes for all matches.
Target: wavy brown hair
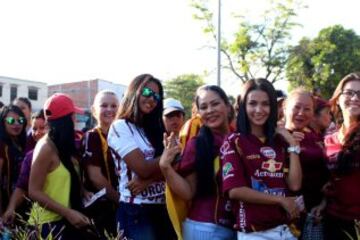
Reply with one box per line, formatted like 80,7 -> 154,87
329,72 -> 360,174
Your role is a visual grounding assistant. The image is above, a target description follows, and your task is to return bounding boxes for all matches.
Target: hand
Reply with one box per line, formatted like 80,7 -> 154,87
279,197 -> 300,220
292,131 -> 305,143
310,199 -> 326,223
160,133 -> 181,168
276,127 -> 298,146
127,177 -> 152,196
2,208 -> 15,225
65,209 -> 91,229
82,190 -> 94,202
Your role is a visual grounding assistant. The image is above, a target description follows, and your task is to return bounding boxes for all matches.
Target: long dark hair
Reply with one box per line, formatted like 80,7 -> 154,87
117,74 -> 164,156
47,114 -> 82,210
194,85 -> 230,197
236,78 -> 277,144
0,105 -> 27,149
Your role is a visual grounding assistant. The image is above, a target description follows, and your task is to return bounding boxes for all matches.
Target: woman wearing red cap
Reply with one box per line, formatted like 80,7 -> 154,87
28,93 -> 90,239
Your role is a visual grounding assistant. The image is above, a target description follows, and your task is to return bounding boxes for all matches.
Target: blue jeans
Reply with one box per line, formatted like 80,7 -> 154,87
116,202 -> 176,240
182,219 -> 236,240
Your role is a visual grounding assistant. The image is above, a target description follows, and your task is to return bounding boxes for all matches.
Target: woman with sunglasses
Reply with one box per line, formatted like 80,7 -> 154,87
317,73 -> 360,239
0,105 -> 27,215
159,85 -> 236,240
2,109 -> 48,224
221,78 -> 302,239
108,74 -> 175,240
13,97 -> 32,135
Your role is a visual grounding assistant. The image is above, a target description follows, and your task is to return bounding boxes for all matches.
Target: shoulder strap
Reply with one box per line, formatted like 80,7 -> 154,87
95,128 -> 111,182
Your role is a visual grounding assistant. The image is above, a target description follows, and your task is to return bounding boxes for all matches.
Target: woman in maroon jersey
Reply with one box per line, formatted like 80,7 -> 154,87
320,72 -> 360,239
160,85 -> 236,240
82,90 -> 119,237
283,88 -> 329,238
221,78 -> 302,239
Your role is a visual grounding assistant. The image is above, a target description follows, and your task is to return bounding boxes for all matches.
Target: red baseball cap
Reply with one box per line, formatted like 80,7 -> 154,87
44,93 -> 84,120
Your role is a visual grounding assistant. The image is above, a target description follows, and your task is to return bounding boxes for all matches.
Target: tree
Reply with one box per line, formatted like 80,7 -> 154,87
164,74 -> 204,118
191,0 -> 305,83
286,25 -> 360,98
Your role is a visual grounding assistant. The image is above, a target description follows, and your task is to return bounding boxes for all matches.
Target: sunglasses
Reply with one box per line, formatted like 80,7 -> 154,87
141,87 -> 161,102
5,116 -> 25,125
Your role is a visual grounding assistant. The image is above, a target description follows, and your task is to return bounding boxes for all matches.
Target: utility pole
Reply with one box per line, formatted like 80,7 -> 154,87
216,0 -> 222,87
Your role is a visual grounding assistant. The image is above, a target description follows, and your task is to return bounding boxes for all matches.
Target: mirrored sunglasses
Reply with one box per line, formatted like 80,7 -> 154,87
5,116 -> 25,125
141,87 -> 161,102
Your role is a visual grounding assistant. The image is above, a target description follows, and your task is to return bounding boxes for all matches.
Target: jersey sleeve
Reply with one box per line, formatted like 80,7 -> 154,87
107,120 -> 138,159
220,133 -> 247,194
82,131 -> 103,167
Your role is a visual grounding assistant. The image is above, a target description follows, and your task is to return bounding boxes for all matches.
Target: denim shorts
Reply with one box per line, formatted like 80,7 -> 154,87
116,202 -> 176,240
182,218 -> 236,240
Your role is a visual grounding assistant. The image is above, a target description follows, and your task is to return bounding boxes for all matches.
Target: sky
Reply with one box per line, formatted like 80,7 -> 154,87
0,0 -> 359,96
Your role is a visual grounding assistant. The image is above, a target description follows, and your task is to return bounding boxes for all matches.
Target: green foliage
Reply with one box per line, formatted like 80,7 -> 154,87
164,74 -> 205,118
287,25 -> 360,98
191,0 -> 305,83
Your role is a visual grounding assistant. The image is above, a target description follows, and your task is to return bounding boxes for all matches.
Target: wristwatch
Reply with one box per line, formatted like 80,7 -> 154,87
287,145 -> 301,154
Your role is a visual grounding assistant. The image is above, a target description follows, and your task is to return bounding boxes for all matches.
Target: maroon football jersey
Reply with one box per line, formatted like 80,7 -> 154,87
178,132 -> 234,228
295,130 -> 329,210
324,131 -> 360,221
221,133 -> 291,232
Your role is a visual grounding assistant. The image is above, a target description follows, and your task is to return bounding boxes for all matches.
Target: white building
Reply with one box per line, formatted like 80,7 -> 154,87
0,76 -> 48,111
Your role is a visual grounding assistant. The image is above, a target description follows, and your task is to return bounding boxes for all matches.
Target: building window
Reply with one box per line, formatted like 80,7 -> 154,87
28,87 -> 38,100
10,85 -> 17,101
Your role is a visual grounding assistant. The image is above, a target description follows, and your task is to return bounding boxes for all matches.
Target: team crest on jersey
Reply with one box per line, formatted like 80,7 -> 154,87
260,147 -> 276,159
261,159 -> 283,173
223,162 -> 234,179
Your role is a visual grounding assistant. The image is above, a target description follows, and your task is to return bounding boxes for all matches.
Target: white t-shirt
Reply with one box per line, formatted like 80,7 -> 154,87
108,119 -> 165,204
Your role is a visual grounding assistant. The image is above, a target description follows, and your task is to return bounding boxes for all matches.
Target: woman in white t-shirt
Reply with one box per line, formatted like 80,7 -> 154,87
108,74 -> 175,240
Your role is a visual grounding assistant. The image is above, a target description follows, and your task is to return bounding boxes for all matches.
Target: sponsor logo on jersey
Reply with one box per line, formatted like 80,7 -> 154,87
260,147 -> 276,159
261,159 -> 283,173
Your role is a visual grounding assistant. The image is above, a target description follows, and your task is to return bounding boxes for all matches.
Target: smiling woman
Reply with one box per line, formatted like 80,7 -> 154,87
222,78 -> 302,239
0,105 -> 27,214
107,74 -> 176,240
322,73 -> 360,239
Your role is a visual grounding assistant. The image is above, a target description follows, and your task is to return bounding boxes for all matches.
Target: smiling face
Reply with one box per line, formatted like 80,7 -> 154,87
338,80 -> 360,121
245,90 -> 271,131
285,93 -> 314,131
92,93 -> 119,127
31,117 -> 47,141
138,81 -> 160,116
197,89 -> 229,133
4,111 -> 25,138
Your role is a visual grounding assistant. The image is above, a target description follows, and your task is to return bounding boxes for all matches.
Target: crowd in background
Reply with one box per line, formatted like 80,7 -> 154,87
0,72 -> 359,240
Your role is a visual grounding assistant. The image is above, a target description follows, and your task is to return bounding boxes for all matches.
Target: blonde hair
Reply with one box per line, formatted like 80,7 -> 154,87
284,87 -> 315,109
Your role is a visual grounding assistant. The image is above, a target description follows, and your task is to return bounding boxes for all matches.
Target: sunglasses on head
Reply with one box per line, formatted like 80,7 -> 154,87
141,87 -> 161,102
5,116 -> 25,125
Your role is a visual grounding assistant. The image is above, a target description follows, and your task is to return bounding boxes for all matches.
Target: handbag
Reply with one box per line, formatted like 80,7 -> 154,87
302,214 -> 324,240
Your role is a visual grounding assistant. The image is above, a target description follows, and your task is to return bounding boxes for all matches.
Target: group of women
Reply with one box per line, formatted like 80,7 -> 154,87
0,72 -> 359,240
